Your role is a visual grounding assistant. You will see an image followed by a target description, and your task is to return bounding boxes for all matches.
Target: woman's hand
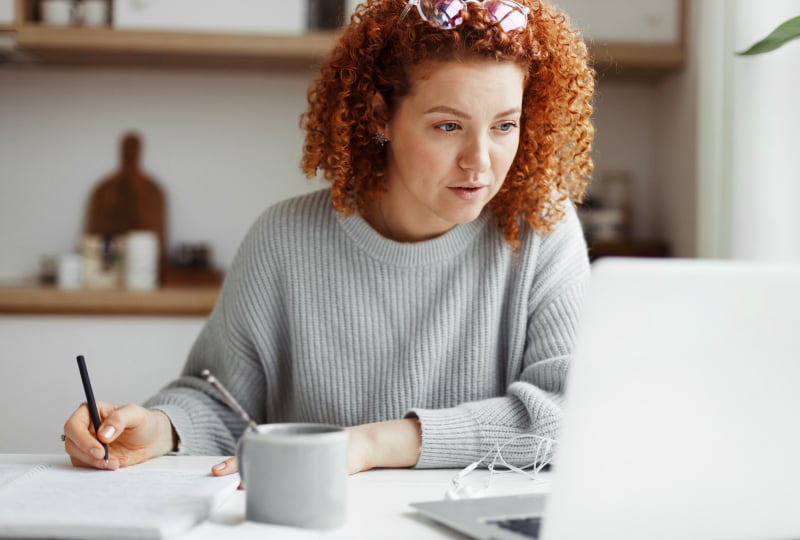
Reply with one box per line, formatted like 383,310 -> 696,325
210,418 -> 422,479
62,401 -> 176,470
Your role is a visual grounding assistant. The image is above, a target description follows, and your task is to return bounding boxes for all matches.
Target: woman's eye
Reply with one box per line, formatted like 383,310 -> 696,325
495,121 -> 518,133
435,122 -> 460,133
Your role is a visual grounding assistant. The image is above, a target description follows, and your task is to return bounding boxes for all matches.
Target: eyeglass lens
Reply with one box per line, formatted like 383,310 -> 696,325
418,0 -> 464,29
484,0 -> 527,32
416,0 -> 527,32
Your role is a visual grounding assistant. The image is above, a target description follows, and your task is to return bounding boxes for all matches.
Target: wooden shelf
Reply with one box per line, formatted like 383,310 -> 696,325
9,24 -> 338,70
1,23 -> 683,77
0,286 -> 219,316
4,0 -> 684,75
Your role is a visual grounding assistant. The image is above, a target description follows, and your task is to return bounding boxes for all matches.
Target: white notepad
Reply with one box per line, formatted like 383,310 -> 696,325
0,462 -> 240,539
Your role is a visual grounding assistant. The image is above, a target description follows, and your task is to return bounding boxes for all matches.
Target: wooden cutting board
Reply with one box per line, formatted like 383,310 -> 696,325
84,133 -> 167,273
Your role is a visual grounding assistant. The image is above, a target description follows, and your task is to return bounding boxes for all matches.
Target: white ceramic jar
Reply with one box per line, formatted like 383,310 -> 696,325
124,231 -> 159,290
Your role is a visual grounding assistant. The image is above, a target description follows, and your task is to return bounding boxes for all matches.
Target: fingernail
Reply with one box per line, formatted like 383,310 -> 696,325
213,462 -> 227,471
90,447 -> 104,459
101,426 -> 116,439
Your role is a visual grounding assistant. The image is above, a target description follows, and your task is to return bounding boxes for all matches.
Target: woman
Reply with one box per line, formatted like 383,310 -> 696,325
63,0 -> 594,475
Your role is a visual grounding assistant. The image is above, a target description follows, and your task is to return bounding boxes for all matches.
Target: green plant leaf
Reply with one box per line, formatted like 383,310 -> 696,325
736,15 -> 800,55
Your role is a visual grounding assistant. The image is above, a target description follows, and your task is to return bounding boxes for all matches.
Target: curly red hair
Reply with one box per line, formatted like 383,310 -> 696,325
301,0 -> 594,247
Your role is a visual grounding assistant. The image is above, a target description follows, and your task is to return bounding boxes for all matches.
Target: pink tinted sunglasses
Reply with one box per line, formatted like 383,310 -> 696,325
400,0 -> 530,32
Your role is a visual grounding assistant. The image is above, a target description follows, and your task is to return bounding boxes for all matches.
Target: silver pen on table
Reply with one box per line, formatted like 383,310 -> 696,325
201,369 -> 260,433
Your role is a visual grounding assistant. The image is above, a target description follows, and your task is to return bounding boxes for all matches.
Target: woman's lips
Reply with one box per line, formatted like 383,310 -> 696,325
448,185 -> 486,201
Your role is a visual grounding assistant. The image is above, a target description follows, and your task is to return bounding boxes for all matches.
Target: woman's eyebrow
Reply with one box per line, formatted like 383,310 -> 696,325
496,107 -> 523,117
422,106 -> 522,118
423,105 -> 469,117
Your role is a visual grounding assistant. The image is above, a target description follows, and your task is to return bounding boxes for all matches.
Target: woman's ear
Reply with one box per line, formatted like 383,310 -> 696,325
371,92 -> 390,140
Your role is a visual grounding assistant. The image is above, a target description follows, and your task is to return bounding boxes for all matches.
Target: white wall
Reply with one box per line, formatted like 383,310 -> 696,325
591,80 -> 660,241
727,0 -> 800,260
0,67 -> 324,282
0,65 -> 673,283
696,0 -> 800,260
0,315 -> 205,453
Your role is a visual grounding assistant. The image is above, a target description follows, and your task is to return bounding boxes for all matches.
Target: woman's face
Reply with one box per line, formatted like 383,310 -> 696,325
381,60 -> 525,242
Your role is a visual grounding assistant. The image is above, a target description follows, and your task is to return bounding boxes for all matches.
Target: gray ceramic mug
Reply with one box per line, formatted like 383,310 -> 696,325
236,423 -> 349,529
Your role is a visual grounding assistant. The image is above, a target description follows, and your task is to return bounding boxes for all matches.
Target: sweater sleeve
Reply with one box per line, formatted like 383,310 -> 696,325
407,205 -> 590,468
143,210 -> 281,456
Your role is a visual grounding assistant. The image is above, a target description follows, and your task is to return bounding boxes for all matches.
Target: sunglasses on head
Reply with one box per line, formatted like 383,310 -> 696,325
400,0 -> 530,32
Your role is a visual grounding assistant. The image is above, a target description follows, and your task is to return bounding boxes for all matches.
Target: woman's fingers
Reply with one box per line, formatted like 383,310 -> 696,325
63,435 -> 120,470
95,402 -> 146,444
63,401 -> 147,470
63,402 -> 110,467
212,456 -> 243,488
211,456 -> 238,476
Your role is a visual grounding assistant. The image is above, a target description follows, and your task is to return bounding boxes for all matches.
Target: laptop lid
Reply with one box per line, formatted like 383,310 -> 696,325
541,258 -> 800,540
411,494 -> 546,540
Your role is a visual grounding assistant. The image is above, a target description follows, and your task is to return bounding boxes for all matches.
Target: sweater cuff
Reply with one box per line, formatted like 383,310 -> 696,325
149,404 -> 193,456
405,407 -> 482,468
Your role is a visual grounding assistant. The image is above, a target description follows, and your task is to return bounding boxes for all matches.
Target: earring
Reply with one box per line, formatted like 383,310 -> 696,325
373,132 -> 388,146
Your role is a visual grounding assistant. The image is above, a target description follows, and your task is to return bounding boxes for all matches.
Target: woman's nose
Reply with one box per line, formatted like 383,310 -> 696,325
458,135 -> 491,173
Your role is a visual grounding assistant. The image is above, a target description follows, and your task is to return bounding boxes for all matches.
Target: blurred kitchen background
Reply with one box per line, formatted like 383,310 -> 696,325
0,0 -> 798,452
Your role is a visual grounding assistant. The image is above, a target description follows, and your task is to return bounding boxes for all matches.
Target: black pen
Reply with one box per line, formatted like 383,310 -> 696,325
76,355 -> 109,464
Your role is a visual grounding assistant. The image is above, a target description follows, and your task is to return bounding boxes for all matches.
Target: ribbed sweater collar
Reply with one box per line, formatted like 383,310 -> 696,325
337,208 -> 493,267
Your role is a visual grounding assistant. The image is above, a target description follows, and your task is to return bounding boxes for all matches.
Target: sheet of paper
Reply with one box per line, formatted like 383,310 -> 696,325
0,463 -> 239,539
0,463 -> 47,487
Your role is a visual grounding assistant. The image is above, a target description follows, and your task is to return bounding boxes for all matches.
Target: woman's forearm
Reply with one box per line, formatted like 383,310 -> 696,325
347,418 -> 421,473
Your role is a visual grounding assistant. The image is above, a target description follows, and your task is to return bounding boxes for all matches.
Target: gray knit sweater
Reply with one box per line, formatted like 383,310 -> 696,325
145,188 -> 590,468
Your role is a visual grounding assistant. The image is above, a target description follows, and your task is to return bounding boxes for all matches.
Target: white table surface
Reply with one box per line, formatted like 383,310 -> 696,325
2,454 -> 551,539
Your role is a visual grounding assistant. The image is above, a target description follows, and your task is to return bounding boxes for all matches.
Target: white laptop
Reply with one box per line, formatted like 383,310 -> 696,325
412,257 -> 800,540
